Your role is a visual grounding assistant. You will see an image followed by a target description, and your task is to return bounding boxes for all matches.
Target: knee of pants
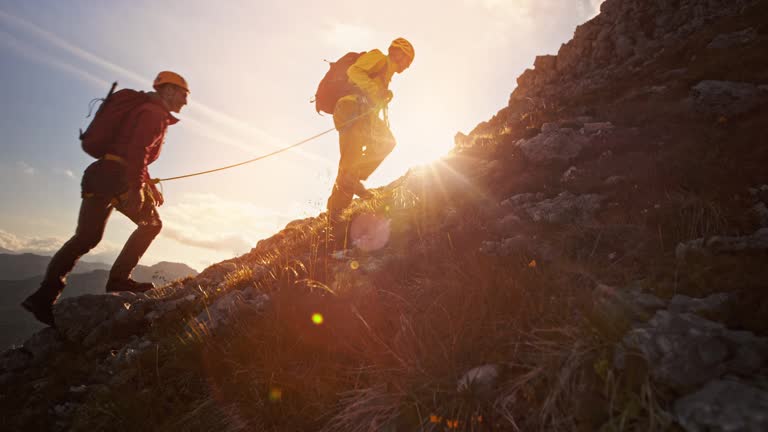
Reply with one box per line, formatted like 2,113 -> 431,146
372,121 -> 396,154
140,218 -> 163,238
71,231 -> 104,253
333,96 -> 362,130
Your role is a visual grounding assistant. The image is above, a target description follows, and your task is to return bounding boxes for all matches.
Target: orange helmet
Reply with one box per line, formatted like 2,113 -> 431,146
153,71 -> 190,93
389,37 -> 415,68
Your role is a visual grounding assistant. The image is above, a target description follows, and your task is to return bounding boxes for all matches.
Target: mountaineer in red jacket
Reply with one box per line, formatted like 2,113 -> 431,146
21,71 -> 189,326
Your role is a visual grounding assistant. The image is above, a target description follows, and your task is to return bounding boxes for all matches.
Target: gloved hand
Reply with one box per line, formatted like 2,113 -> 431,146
377,89 -> 393,105
145,181 -> 164,207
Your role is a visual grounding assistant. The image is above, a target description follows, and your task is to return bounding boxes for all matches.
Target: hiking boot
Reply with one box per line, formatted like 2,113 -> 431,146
106,278 -> 155,293
353,181 -> 374,199
21,294 -> 55,327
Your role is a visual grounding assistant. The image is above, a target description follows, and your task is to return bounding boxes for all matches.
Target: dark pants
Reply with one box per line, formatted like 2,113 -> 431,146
35,195 -> 162,302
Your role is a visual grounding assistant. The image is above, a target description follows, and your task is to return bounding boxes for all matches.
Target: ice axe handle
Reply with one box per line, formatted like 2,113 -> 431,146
106,81 -> 117,99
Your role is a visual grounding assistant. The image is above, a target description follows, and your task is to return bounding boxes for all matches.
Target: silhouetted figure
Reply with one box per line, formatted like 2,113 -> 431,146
21,71 -> 190,326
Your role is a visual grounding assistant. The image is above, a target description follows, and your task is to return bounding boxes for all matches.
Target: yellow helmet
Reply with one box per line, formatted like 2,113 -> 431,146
153,71 -> 190,93
389,37 -> 415,67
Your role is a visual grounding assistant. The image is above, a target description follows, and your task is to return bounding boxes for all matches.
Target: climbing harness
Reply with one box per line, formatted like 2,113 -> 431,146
81,153 -> 130,205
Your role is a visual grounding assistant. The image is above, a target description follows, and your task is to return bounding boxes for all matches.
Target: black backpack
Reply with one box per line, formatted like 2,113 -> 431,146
313,51 -> 365,114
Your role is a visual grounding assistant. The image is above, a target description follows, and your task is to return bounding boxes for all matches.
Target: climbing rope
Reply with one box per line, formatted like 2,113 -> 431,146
151,103 -> 383,184
152,126 -> 335,183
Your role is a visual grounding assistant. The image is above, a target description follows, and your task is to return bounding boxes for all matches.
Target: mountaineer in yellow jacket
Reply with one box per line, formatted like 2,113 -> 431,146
326,37 -> 415,223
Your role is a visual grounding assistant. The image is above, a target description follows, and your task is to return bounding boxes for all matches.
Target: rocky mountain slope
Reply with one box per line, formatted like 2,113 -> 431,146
1,0 -> 767,430
0,261 -> 199,349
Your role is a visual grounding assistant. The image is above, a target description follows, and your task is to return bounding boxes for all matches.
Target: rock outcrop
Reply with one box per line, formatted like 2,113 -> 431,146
3,0 -> 767,430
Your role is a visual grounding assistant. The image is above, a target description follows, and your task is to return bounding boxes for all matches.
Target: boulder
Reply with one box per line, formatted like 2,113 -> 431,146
541,122 -> 560,133
560,166 -> 580,183
590,285 -> 666,339
493,213 -> 522,235
674,378 -> 768,432
457,364 -> 500,401
582,122 -> 614,133
193,289 -> 269,331
604,175 -> 626,186
500,193 -> 545,209
153,294 -> 198,315
754,203 -> 768,227
676,228 -> 768,259
707,27 -> 757,49
196,262 -> 238,285
54,293 -> 153,347
500,192 -> 603,224
668,293 -> 731,314
22,328 -> 63,364
617,310 -> 768,392
691,80 -> 766,116
523,192 -> 604,224
516,129 -> 587,163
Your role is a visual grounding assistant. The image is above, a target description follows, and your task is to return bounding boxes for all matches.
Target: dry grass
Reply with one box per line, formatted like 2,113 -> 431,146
72,177 -> 604,431
660,189 -> 730,247
34,143 -> 701,432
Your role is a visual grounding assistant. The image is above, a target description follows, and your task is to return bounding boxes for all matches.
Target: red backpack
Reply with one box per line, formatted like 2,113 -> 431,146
79,83 -> 150,158
313,51 -> 365,114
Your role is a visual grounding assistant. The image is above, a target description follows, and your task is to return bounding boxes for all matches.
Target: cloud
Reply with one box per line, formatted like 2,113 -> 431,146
0,8 -> 331,168
159,193 -> 296,255
0,229 -> 60,252
55,168 -> 76,179
464,0 -> 605,44
0,228 -> 121,258
16,161 -> 35,175
162,226 -> 252,255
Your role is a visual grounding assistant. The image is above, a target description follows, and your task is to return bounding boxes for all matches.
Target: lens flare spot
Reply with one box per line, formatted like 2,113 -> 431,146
350,213 -> 391,251
312,313 -> 324,325
269,387 -> 282,402
350,260 -> 360,270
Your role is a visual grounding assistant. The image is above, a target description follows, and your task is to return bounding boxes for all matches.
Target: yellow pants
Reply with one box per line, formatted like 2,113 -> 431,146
327,95 -> 396,215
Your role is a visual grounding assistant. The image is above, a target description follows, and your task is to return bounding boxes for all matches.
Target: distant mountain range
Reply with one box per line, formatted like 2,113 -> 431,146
0,253 -> 198,349
0,253 -> 113,280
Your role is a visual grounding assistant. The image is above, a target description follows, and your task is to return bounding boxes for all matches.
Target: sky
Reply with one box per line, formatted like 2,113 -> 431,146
0,0 -> 604,272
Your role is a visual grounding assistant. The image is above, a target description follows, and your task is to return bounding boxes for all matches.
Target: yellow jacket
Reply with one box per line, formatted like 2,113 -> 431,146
347,49 -> 398,106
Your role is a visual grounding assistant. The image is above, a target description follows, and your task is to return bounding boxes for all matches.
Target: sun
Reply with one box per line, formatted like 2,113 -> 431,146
371,110 -> 455,183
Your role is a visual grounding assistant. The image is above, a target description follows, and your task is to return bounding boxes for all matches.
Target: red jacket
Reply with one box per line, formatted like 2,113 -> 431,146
111,95 -> 178,187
